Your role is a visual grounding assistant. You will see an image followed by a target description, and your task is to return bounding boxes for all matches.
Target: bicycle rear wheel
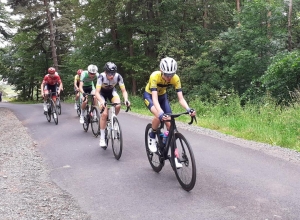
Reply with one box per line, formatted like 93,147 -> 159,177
172,133 -> 196,191
56,98 -> 61,115
111,117 -> 122,160
51,100 -> 58,125
91,106 -> 100,137
144,123 -> 164,173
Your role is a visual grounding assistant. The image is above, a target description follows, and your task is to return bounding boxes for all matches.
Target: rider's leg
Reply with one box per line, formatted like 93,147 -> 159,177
43,88 -> 49,111
112,96 -> 121,115
99,107 -> 108,147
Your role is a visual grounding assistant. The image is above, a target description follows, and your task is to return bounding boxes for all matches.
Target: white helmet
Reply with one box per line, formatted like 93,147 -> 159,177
87,64 -> 98,74
160,57 -> 177,75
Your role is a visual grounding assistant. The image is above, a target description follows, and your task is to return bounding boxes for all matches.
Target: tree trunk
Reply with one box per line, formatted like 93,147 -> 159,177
44,0 -> 59,71
236,0 -> 241,27
287,0 -> 293,51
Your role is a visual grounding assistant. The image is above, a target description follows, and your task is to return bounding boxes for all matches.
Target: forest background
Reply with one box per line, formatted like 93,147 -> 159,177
0,0 -> 300,151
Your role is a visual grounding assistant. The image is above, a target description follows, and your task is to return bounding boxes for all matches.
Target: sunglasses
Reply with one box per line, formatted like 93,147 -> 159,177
106,72 -> 115,76
163,73 -> 174,78
88,72 -> 96,75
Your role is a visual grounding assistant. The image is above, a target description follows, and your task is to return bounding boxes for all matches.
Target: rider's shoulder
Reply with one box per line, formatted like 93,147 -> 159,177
150,71 -> 161,78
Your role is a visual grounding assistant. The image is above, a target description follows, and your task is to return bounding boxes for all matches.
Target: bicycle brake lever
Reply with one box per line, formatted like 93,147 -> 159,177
188,116 -> 197,125
125,106 -> 131,112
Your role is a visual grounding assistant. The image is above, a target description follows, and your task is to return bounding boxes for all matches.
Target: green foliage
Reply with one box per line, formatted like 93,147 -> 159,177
261,50 -> 300,102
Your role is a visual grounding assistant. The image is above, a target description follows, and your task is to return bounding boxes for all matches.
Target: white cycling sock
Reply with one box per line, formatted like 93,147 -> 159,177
100,129 -> 105,139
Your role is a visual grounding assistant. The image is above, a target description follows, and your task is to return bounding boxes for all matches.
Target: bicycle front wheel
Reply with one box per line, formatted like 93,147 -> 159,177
46,101 -> 51,122
111,117 -> 122,160
144,123 -> 164,173
82,108 -> 90,132
172,133 -> 196,191
51,100 -> 58,125
56,98 -> 61,115
76,103 -> 81,117
91,106 -> 100,137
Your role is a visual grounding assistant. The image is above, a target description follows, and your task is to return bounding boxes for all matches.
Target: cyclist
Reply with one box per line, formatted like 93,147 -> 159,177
143,57 -> 196,168
95,62 -> 130,148
41,67 -> 63,113
74,69 -> 83,109
79,64 -> 99,124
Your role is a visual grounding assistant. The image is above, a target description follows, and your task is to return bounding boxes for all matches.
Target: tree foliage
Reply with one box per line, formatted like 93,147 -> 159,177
1,0 -> 300,105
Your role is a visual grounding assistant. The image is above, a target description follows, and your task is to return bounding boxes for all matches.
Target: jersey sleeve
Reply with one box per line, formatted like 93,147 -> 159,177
96,74 -> 104,89
149,73 -> 158,91
117,74 -> 125,89
171,75 -> 182,92
57,75 -> 62,84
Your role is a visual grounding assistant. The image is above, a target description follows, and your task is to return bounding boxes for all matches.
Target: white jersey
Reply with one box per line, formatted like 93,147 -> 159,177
96,72 -> 125,92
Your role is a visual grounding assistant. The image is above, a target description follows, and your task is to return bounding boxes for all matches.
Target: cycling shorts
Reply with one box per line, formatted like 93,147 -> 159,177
100,89 -> 120,103
143,92 -> 172,114
44,84 -> 58,97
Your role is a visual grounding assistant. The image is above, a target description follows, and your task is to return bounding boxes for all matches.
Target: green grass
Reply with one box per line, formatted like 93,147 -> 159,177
128,95 -> 300,152
6,90 -> 300,152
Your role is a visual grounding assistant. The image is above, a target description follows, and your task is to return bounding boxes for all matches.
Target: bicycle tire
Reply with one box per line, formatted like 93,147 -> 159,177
144,123 -> 164,173
91,106 -> 100,137
111,117 -> 122,160
103,125 -> 109,150
45,100 -> 51,122
56,98 -> 61,115
76,103 -> 81,117
51,100 -> 58,125
172,133 -> 196,191
82,105 -> 90,132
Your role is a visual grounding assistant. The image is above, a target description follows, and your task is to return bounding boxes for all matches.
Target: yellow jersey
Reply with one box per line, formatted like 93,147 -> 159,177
145,71 -> 182,96
74,75 -> 80,84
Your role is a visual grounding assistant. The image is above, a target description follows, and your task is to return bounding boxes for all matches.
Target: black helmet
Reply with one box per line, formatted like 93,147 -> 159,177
104,62 -> 117,75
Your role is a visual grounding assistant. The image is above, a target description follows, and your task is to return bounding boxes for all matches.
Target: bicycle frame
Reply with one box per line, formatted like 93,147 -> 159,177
155,112 -> 196,165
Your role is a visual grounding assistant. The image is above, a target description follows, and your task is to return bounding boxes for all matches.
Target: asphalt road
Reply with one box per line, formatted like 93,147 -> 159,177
2,102 -> 300,220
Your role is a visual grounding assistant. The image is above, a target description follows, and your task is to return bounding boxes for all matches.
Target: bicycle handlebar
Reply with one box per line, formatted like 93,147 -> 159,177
103,102 -> 131,112
164,111 -> 197,125
82,94 -> 95,102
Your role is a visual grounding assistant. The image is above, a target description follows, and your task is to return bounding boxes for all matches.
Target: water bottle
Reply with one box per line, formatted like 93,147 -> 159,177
162,131 -> 169,144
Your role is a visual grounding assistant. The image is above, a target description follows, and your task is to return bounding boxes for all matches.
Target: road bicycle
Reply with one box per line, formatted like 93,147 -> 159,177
82,94 -> 100,136
101,102 -> 130,160
144,112 -> 197,191
44,91 -> 58,125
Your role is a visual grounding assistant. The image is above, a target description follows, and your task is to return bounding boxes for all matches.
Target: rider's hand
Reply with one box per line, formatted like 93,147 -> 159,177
159,112 -> 169,121
125,100 -> 130,107
99,102 -> 105,109
187,108 -> 196,117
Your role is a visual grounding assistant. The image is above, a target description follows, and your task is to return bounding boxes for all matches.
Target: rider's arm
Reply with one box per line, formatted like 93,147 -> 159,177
74,76 -> 78,90
120,86 -> 129,104
95,87 -> 103,103
79,81 -> 84,94
40,82 -> 44,96
151,91 -> 164,118
177,91 -> 196,116
59,81 -> 63,92
177,91 -> 189,110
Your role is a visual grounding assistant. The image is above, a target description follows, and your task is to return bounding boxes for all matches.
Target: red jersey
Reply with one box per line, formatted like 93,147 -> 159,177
42,74 -> 62,85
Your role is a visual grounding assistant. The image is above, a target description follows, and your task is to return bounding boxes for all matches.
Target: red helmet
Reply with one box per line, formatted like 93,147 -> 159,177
77,69 -> 83,75
48,67 -> 56,74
